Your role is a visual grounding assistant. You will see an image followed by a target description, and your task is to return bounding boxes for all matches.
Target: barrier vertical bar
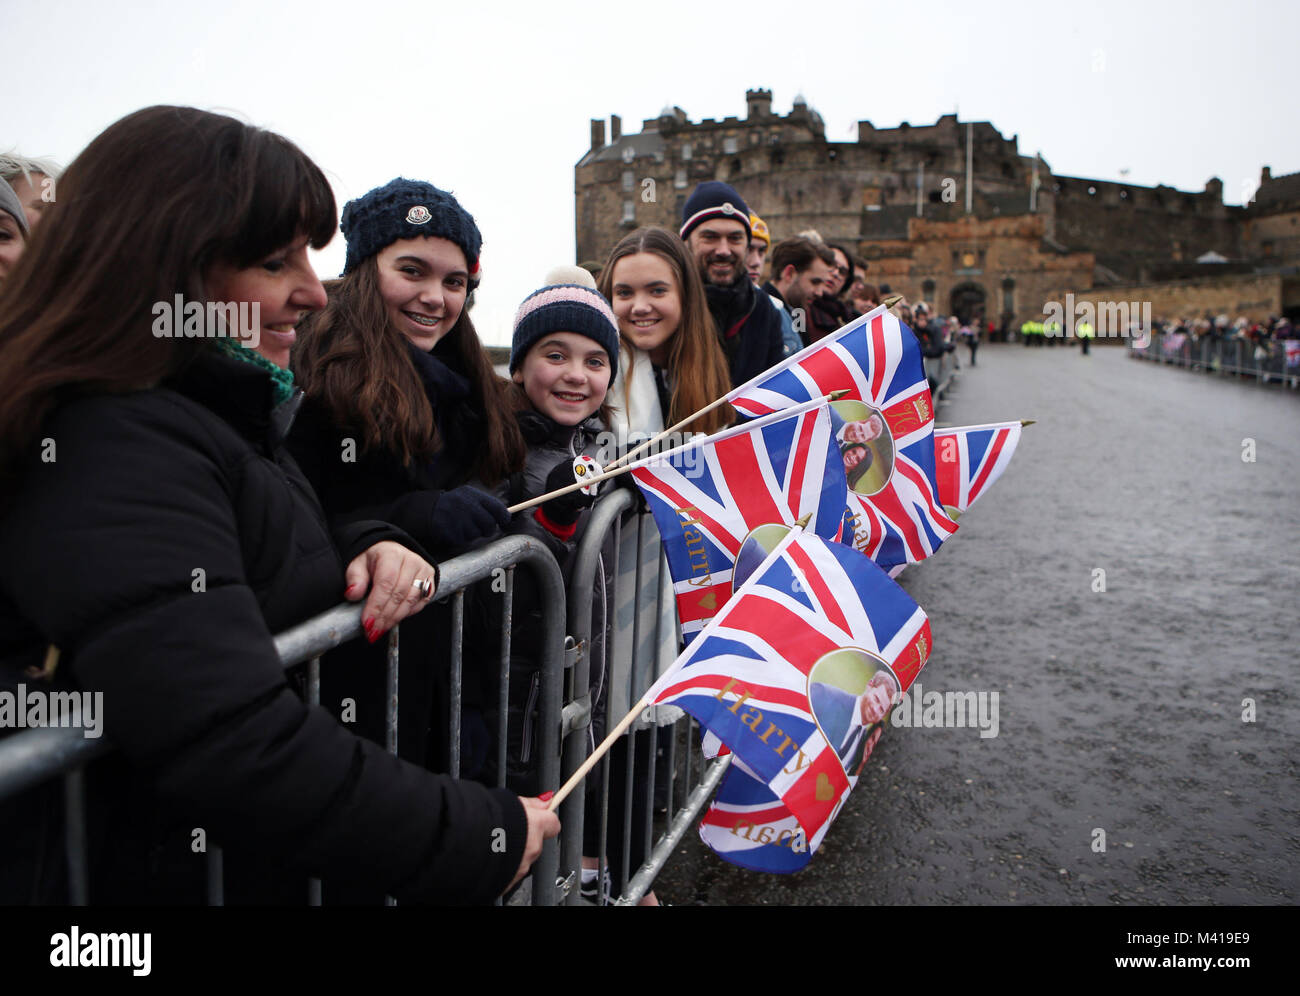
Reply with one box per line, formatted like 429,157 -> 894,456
207,847 -> 223,906
450,594 -> 463,778
385,626 -> 399,907
308,655 -> 322,907
63,770 -> 89,906
497,568 -> 514,790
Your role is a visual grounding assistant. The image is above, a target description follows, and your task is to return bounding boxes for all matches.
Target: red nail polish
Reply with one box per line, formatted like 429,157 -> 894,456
538,791 -> 554,802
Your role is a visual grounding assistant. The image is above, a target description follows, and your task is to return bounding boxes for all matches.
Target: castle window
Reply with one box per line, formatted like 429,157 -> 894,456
922,279 -> 936,300
621,201 -> 635,224
681,143 -> 693,161
828,148 -> 837,161
674,168 -> 687,189
1002,277 -> 1015,315
622,170 -> 634,192
1087,185 -> 1097,196
1119,189 -> 1129,200
723,136 -> 739,154
729,158 -> 742,179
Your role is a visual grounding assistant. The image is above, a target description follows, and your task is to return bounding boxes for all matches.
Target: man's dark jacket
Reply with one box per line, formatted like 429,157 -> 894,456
705,277 -> 785,389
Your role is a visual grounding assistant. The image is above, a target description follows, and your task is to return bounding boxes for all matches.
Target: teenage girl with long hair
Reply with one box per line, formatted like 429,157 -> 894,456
597,226 -> 733,441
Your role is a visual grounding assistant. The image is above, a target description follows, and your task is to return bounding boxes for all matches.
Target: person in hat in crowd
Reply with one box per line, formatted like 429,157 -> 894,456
763,236 -> 835,348
746,211 -> 770,287
0,178 -> 28,282
0,153 -> 61,233
0,107 -> 555,905
679,181 -> 784,389
286,180 -> 536,840
748,211 -> 802,358
290,177 -> 522,563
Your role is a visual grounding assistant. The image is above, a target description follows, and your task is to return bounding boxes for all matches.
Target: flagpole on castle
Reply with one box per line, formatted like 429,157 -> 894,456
546,512 -> 814,812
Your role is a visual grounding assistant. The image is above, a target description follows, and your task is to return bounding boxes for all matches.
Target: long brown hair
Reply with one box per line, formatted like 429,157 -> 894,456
292,257 -> 523,484
597,227 -> 733,434
0,106 -> 336,486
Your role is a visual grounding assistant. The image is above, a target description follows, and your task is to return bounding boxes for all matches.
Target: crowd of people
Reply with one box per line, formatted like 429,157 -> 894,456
1147,313 -> 1297,344
1,108 -> 956,906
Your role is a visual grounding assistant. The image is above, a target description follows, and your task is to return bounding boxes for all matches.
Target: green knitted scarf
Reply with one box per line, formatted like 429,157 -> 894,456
212,338 -> 295,406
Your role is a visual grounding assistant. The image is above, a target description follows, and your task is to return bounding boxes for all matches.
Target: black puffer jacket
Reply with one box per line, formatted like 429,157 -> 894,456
0,349 -> 525,905
468,410 -> 612,794
287,338 -> 487,559
285,339 -> 499,773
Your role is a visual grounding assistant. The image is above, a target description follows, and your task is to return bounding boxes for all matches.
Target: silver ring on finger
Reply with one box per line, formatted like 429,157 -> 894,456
412,577 -> 434,599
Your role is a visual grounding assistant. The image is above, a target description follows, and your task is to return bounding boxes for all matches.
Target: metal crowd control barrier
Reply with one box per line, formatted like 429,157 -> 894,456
926,350 -> 959,404
0,533 -> 569,907
0,503 -> 732,906
564,488 -> 731,905
1129,334 -> 1300,388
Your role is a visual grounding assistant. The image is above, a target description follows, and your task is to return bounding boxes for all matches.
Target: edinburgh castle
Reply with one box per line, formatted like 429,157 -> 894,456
575,89 -> 1300,328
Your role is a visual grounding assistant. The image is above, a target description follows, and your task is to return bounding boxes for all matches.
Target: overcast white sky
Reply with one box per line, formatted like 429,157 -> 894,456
5,0 -> 1296,345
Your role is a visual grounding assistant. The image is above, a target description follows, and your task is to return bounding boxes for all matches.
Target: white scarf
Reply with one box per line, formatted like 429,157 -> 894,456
606,343 -> 664,446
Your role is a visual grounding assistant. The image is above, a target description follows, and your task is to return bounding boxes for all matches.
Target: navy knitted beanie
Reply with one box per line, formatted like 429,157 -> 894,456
341,177 -> 482,279
510,284 -> 620,377
679,181 -> 751,242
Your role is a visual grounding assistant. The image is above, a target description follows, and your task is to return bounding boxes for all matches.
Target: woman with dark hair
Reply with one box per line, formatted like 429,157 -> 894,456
288,180 -> 531,783
0,108 -> 555,904
290,178 -> 523,552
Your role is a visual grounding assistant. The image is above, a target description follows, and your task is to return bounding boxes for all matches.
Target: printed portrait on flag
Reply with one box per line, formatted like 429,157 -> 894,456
731,523 -> 790,596
830,399 -> 894,496
808,648 -> 900,778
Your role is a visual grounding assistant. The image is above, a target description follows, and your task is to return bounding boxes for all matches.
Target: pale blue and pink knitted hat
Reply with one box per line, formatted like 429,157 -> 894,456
510,283 -> 620,375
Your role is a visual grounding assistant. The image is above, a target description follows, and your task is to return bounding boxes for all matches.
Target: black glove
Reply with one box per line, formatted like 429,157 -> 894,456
429,486 -> 510,545
540,459 -> 597,527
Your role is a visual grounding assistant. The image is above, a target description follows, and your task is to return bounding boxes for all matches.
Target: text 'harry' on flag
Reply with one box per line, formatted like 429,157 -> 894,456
645,524 -> 932,871
625,397 -> 847,642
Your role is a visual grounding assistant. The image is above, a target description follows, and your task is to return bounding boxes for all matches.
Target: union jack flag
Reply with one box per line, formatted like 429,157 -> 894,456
726,306 -> 957,570
933,421 -> 1023,515
646,527 -> 931,865
626,399 -> 847,641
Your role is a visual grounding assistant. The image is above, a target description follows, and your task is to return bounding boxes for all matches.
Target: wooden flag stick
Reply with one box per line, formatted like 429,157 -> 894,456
603,395 -> 734,473
1020,419 -> 1036,426
506,390 -> 849,515
548,694 -> 652,811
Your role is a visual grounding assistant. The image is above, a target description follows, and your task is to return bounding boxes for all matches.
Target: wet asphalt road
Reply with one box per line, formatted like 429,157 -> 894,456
655,343 -> 1300,905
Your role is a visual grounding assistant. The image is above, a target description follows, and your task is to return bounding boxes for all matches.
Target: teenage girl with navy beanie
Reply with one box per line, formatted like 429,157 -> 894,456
289,180 -> 526,793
